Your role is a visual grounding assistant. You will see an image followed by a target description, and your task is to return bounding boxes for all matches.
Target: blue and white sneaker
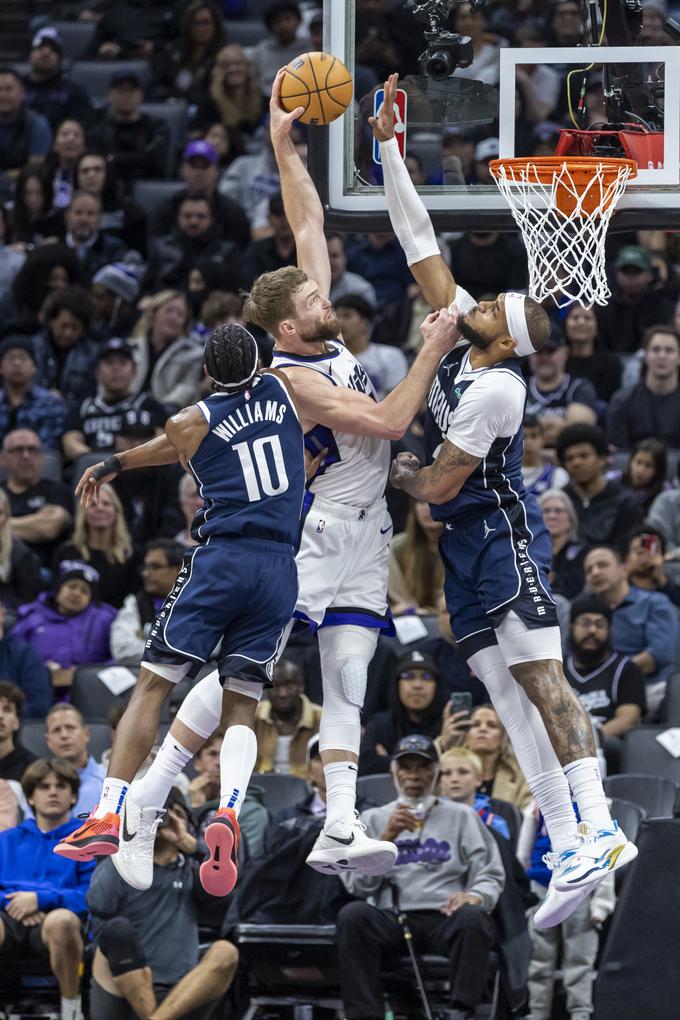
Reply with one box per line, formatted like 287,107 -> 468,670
533,862 -> 592,929
553,821 -> 637,892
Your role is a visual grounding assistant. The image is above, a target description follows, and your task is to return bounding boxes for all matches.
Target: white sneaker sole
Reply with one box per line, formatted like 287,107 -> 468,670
112,845 -> 153,891
306,841 -> 397,877
533,883 -> 591,929
554,840 -> 638,892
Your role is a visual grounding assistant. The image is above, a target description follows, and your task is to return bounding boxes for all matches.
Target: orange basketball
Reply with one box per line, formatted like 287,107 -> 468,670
280,51 -> 353,126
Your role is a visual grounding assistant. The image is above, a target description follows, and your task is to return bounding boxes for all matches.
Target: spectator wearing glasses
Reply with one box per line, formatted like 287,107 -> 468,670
151,0 -> 227,106
13,560 -> 116,690
338,735 -> 503,1020
0,428 -> 72,571
537,488 -> 587,601
110,539 -> 184,663
0,339 -> 67,451
359,651 -> 450,775
253,658 -> 322,778
0,757 -> 94,1020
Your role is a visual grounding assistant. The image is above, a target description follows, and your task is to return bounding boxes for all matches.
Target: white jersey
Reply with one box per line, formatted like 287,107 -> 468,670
271,340 -> 390,508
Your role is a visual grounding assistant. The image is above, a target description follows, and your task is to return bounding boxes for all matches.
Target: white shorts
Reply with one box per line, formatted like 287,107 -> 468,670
295,495 -> 392,631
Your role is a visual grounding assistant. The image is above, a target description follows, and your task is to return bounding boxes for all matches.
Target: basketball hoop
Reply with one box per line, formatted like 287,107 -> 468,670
489,156 -> 637,308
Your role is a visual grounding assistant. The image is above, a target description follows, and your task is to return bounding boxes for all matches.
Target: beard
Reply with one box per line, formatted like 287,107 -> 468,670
458,312 -> 492,350
573,637 -> 610,668
297,312 -> 341,343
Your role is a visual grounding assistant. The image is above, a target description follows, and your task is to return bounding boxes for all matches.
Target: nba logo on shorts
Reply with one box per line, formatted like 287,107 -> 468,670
316,519 -> 325,533
373,88 -> 407,165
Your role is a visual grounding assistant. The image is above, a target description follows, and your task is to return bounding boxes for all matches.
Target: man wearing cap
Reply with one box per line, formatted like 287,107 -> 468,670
335,295 -> 407,401
374,77 -> 638,921
595,245 -> 674,353
0,68 -> 52,174
526,327 -> 598,448
150,141 -> 250,251
23,28 -> 93,130
91,262 -> 141,342
0,338 -> 67,450
88,72 -> 169,188
62,338 -> 166,463
145,193 -> 241,294
607,324 -> 680,449
359,650 -> 448,775
337,734 -> 504,1020
565,595 -> 645,773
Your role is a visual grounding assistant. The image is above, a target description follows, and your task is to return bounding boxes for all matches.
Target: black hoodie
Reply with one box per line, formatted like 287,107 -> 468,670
359,674 -> 450,776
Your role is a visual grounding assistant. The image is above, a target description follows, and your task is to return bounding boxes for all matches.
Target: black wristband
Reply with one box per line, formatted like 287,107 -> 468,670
92,456 -> 122,482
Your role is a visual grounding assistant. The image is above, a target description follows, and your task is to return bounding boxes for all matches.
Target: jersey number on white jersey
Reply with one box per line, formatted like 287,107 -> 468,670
233,435 -> 290,502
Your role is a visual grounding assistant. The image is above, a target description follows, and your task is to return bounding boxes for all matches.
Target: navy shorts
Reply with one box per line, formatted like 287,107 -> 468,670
440,496 -> 558,657
144,537 -> 298,687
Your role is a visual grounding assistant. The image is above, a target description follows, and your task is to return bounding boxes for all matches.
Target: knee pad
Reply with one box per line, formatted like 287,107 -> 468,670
317,625 -> 378,754
99,917 -> 147,977
176,670 -> 223,739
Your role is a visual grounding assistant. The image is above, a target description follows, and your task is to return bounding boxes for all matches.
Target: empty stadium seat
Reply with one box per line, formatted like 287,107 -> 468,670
248,773 -> 308,813
131,179 -> 185,222
20,720 -> 111,761
70,663 -> 135,722
50,21 -> 96,60
226,19 -> 267,45
70,60 -> 151,102
608,797 -> 646,845
621,727 -> 680,783
604,771 -> 678,816
356,773 -> 397,806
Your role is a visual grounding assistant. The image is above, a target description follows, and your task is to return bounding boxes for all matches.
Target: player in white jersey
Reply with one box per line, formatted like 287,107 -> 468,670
108,69 -> 461,890
372,74 -> 636,927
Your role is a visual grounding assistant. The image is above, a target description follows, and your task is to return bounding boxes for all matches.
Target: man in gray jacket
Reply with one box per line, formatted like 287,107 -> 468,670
337,735 -> 504,1020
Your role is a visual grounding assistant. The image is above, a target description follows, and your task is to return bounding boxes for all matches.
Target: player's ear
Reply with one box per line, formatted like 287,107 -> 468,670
499,336 -> 517,356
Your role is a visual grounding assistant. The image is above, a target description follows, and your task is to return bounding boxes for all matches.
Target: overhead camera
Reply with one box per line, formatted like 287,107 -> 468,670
404,0 -> 483,80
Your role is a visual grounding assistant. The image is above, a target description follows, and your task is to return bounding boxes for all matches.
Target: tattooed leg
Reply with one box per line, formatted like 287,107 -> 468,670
509,658 -> 596,765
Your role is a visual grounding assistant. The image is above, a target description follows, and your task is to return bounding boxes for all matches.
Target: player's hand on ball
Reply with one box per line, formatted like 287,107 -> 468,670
420,307 -> 460,354
369,72 -> 399,142
390,451 -> 420,489
270,67 -> 305,142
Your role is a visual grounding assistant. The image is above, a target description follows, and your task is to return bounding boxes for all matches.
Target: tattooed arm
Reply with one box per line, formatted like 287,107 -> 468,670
389,443 -> 481,505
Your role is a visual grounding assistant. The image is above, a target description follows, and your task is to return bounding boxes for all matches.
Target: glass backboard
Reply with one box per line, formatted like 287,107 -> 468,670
309,0 -> 680,232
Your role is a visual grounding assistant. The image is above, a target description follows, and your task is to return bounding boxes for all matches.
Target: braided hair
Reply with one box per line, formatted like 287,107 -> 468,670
204,322 -> 259,391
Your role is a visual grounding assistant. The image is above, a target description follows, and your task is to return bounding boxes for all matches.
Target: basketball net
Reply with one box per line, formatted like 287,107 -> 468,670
489,156 -> 637,309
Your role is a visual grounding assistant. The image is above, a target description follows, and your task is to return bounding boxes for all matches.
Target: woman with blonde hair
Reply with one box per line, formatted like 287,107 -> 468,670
194,44 -> 265,134
128,291 -> 203,412
388,498 -> 444,613
0,489 -> 42,610
54,485 -> 137,608
537,488 -> 587,599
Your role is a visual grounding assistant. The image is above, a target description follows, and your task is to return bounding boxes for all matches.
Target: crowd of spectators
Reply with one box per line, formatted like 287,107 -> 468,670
0,0 -> 678,1017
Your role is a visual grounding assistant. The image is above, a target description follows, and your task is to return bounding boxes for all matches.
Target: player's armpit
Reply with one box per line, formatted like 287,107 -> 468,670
391,439 -> 480,504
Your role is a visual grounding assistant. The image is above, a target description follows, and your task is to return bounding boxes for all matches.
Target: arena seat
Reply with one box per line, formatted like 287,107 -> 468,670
247,773 -> 308,813
139,102 -> 188,178
20,720 -> 112,761
70,60 -> 151,102
50,21 -> 96,60
131,179 -> 186,222
70,663 -> 164,724
383,951 -> 500,1020
70,451 -> 106,488
608,796 -> 647,844
226,19 -> 268,45
659,671 -> 680,725
604,771 -> 678,817
356,772 -> 396,805
621,727 -> 680,783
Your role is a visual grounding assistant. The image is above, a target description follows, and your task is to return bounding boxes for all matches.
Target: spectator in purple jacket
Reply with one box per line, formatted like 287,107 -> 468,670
12,561 -> 116,691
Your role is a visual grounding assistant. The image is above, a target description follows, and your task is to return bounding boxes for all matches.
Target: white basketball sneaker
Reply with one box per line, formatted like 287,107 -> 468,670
306,812 -> 397,876
552,821 -> 637,892
534,857 -> 592,929
112,793 -> 164,891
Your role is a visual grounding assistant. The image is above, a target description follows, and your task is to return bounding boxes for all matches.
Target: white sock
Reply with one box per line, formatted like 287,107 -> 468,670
219,725 -> 257,816
132,734 -> 194,808
61,995 -> 82,1020
531,768 -> 582,854
94,778 -> 128,818
563,757 -> 614,831
323,761 -> 358,830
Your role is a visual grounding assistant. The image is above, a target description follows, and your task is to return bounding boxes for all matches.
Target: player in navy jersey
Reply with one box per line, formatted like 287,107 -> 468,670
372,75 -> 636,928
56,324 -> 305,897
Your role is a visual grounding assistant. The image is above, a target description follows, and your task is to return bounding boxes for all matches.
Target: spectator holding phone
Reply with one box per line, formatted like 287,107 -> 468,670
358,651 -> 449,775
624,524 -> 680,608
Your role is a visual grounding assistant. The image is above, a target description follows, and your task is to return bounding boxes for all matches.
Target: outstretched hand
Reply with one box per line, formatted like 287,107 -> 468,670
269,67 -> 305,145
74,457 -> 122,508
369,73 -> 399,143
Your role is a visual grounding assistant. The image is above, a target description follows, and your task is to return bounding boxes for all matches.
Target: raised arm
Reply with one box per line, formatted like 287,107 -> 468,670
270,68 -> 331,297
285,308 -> 460,440
371,73 -> 456,310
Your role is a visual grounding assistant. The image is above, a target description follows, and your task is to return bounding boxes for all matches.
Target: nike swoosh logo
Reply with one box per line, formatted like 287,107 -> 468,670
122,813 -> 137,842
380,525 -> 392,535
327,832 -> 355,847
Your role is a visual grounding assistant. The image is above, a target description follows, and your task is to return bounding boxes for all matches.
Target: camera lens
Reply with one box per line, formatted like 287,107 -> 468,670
425,50 -> 454,80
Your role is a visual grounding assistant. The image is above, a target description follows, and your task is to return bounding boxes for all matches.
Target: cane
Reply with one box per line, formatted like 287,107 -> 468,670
390,882 -> 434,1020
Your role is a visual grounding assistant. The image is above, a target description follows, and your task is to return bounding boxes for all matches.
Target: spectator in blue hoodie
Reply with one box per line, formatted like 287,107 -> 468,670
439,746 -> 512,841
0,757 -> 95,1020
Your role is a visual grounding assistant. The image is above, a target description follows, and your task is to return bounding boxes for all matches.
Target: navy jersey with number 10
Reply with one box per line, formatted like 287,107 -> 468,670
189,372 -> 305,546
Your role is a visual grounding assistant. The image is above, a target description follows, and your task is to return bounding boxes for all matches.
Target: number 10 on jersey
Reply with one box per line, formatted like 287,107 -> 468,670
233,436 -> 290,502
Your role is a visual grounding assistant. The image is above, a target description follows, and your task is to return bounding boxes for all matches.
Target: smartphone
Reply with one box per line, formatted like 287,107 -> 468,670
640,532 -> 660,556
449,691 -> 473,715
